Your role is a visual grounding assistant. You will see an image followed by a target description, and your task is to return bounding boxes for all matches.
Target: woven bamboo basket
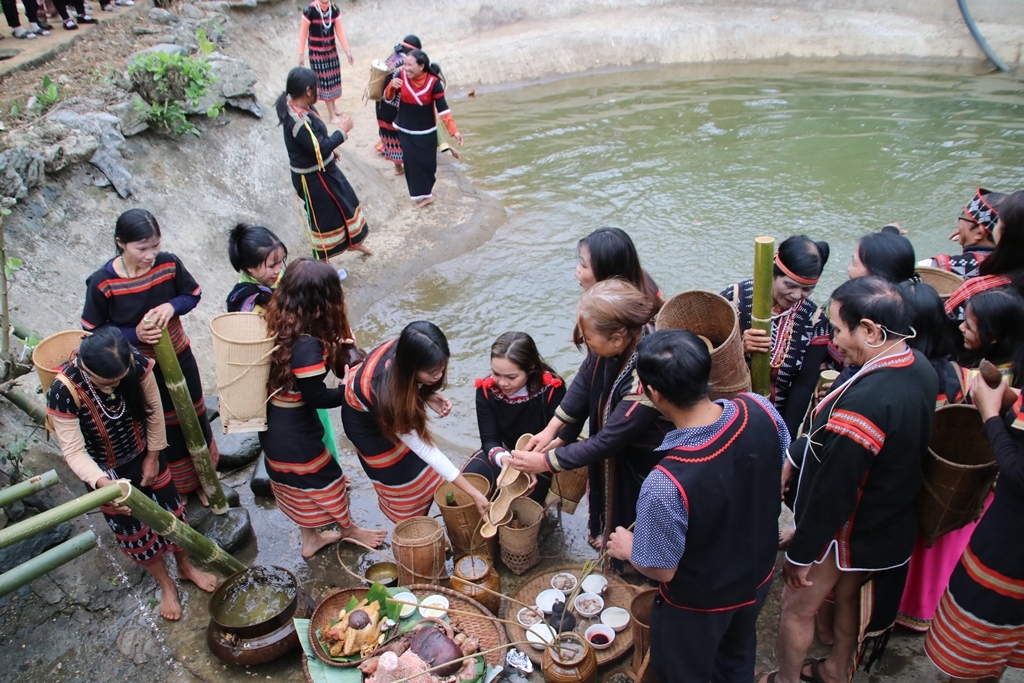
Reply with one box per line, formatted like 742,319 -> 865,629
393,516 -> 449,587
209,313 -> 276,434
655,290 -> 751,399
498,497 -> 543,575
307,584 -> 509,668
630,588 -> 657,680
435,473 -> 496,559
916,266 -> 965,301
916,404 -> 998,546
32,330 -> 89,392
366,59 -> 390,101
545,466 -> 589,515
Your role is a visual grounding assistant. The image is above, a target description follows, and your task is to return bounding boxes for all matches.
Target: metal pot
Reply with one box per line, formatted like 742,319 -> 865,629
208,565 -> 300,641
207,591 -> 315,666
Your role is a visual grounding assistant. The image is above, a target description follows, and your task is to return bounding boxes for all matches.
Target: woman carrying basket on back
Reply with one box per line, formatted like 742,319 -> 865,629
375,35 -> 421,176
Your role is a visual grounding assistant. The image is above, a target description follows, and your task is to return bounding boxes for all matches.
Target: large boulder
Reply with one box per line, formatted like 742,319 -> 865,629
0,521 -> 73,573
192,506 -> 251,553
211,417 -> 261,470
185,54 -> 261,118
107,94 -> 151,137
0,146 -> 45,200
249,454 -> 272,498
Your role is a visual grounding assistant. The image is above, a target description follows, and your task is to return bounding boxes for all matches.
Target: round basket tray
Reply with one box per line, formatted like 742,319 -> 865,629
505,565 -> 637,667
307,584 -> 509,669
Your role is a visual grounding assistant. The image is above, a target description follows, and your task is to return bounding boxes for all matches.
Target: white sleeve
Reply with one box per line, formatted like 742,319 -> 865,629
399,431 -> 460,482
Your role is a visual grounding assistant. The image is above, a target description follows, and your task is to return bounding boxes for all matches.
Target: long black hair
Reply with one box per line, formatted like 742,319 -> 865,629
408,49 -> 444,88
979,189 -> 1024,295
114,209 -> 161,254
377,321 -> 451,445
963,287 -> 1024,387
77,327 -> 151,422
775,235 -> 830,282
395,34 -> 421,54
856,232 -> 916,283
578,227 -> 662,314
275,67 -> 318,126
228,223 -> 287,273
895,280 -> 956,361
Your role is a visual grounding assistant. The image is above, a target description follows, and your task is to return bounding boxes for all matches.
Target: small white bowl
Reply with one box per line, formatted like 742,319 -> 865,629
526,623 -> 557,650
516,606 -> 544,627
574,592 -> 604,618
535,588 -> 564,614
418,594 -> 449,619
581,574 -> 608,595
390,591 -> 418,619
551,572 -> 578,595
600,606 -> 630,632
585,624 -> 615,650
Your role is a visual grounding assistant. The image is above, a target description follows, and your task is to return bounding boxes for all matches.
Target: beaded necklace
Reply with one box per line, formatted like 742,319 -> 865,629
79,364 -> 127,421
769,301 -> 801,370
314,0 -> 332,24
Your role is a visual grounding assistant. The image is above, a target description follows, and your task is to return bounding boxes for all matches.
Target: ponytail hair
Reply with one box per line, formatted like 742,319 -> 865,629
77,327 -> 151,423
228,223 -> 287,273
276,67 -> 319,126
408,49 -> 445,89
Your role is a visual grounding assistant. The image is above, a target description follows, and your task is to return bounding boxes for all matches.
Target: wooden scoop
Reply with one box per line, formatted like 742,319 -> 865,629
480,508 -> 513,538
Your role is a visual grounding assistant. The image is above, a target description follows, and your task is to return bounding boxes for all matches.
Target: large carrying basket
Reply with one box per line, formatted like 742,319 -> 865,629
915,266 -> 964,301
392,516 -> 449,587
656,290 -> 751,399
210,313 -> 276,434
916,404 -> 998,546
365,59 -> 390,101
32,330 -> 90,392
498,497 -> 543,575
545,465 -> 588,514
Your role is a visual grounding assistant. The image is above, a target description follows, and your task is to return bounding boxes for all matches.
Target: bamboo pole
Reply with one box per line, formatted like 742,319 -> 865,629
115,480 -> 245,575
0,531 -> 97,598
151,328 -> 228,514
750,236 -> 776,397
0,469 -> 59,508
0,386 -> 46,425
0,483 -> 122,550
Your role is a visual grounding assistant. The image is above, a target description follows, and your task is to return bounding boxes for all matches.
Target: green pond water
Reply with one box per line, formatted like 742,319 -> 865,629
356,63 -> 1024,452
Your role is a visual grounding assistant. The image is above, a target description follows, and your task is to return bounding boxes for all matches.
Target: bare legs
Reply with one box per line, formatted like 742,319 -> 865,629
299,524 -> 387,558
145,550 -> 218,620
324,99 -> 341,125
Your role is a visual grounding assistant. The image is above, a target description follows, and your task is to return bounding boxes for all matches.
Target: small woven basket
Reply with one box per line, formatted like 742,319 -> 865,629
434,473 -> 495,559
916,404 -> 998,545
545,466 -> 589,515
630,588 -> 657,677
916,266 -> 965,301
656,290 -> 751,399
498,497 -> 543,575
210,313 -> 276,433
392,516 -> 449,586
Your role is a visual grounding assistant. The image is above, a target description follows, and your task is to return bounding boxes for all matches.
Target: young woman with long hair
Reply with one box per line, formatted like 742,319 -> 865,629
260,257 -> 387,557
576,227 -> 662,314
342,321 -> 490,522
463,331 -> 566,503
81,208 -> 218,504
226,222 -> 288,313
46,327 -> 217,620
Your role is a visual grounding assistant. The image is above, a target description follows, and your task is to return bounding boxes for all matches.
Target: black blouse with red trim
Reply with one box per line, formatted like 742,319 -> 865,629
475,373 -> 565,463
394,72 -> 449,134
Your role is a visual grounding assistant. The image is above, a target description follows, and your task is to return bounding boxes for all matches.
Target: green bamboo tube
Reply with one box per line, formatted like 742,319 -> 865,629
750,236 -> 776,397
0,387 -> 46,426
151,328 -> 228,514
0,530 -> 98,598
0,469 -> 60,508
115,480 -> 245,575
0,483 -> 121,550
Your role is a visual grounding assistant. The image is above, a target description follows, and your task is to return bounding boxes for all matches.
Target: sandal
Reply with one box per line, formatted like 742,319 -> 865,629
78,14 -> 97,23
37,19 -> 53,29
800,658 -> 828,683
756,673 -> 779,683
12,26 -> 37,39
63,19 -> 78,29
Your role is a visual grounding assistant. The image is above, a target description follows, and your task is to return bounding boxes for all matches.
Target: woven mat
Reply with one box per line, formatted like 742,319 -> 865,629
504,565 -> 636,666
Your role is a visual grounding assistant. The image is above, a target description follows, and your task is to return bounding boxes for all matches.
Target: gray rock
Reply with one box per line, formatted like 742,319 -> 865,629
0,508 -> 7,529
225,95 -> 263,118
0,147 -> 45,199
211,418 -> 261,470
45,110 -> 125,151
127,43 -> 186,70
205,394 -> 219,421
249,454 -> 272,497
107,95 -> 150,137
224,484 -> 240,508
21,197 -> 49,219
89,147 -> 132,198
40,132 -> 101,173
40,183 -> 63,202
184,498 -> 211,530
209,54 -> 256,98
147,7 -> 175,24
197,1 -> 229,13
2,500 -> 25,522
115,626 -> 161,665
133,26 -> 161,35
179,3 -> 204,20
193,506 -> 251,553
0,521 -> 73,573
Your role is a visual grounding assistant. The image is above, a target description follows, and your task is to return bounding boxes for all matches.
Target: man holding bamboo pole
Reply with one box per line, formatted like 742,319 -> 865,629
607,329 -> 788,682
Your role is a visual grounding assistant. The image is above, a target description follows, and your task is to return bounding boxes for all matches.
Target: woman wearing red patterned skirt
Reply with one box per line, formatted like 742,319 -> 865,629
297,0 -> 352,124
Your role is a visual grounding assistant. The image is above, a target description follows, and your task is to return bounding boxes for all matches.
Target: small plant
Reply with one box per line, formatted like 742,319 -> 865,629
30,76 -> 62,113
196,28 -> 217,56
0,439 -> 31,483
128,51 -> 221,136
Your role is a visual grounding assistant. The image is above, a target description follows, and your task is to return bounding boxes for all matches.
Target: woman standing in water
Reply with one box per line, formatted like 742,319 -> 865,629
81,208 -> 218,504
46,328 -> 217,620
385,50 -> 463,208
261,258 -> 387,557
277,67 -> 372,259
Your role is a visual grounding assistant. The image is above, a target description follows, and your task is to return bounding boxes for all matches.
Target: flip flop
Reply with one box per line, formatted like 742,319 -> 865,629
800,657 -> 828,683
756,672 -> 779,683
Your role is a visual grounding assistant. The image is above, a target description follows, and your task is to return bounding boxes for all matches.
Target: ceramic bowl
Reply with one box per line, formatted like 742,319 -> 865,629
418,594 -> 449,619
574,592 -> 604,618
527,623 -> 557,650
551,572 -> 578,595
390,591 -> 418,619
581,574 -> 608,595
535,588 -> 564,614
585,624 -> 616,650
516,606 -> 544,627
600,606 -> 631,632
364,561 -> 398,587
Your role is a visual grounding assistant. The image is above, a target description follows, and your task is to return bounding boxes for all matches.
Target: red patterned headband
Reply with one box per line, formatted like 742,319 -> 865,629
775,252 -> 819,286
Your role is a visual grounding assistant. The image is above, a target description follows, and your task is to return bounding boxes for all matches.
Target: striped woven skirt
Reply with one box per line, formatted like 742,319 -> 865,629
102,453 -> 184,566
292,162 -> 369,258
376,100 -> 402,164
308,35 -> 342,101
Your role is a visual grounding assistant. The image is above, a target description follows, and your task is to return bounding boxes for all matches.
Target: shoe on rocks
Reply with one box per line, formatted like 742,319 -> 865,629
37,19 -> 53,29
78,14 -> 97,22
62,18 -> 78,29
12,26 -> 37,38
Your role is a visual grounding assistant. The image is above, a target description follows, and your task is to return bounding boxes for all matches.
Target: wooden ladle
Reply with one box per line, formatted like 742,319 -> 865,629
480,433 -> 534,537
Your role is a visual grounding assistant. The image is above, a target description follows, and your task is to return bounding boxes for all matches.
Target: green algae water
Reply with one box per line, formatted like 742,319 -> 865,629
355,63 -> 1024,451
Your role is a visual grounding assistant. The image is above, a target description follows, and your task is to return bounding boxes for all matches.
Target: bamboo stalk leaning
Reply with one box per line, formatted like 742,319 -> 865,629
0,483 -> 122,550
0,530 -> 98,598
0,469 -> 60,508
151,328 -> 229,514
750,236 -> 776,397
115,480 -> 244,575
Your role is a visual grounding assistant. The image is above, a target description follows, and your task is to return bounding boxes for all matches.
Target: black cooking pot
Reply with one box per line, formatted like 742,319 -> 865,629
208,565 -> 300,641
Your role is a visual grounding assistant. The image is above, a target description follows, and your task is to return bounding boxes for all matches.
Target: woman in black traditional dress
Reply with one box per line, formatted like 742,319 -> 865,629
384,49 -> 463,208
721,235 -> 831,435
375,35 -> 421,175
81,209 -> 218,504
225,222 -> 287,313
46,328 -> 217,621
575,227 -> 662,313
463,331 -> 566,503
277,67 -> 372,259
509,279 -> 672,559
260,258 -> 386,557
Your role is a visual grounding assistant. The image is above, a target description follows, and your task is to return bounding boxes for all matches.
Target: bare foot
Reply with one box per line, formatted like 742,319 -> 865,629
177,556 -> 218,592
778,527 -> 795,550
158,587 -> 183,620
352,242 -> 374,256
196,488 -> 209,507
301,528 -> 343,558
339,524 -> 388,549
415,197 -> 434,209
394,164 -> 405,176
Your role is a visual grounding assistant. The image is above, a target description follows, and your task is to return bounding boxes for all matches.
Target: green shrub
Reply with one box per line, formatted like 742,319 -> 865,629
128,51 -> 221,136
